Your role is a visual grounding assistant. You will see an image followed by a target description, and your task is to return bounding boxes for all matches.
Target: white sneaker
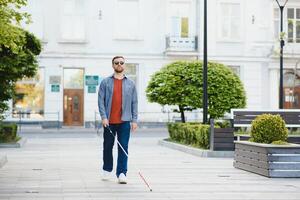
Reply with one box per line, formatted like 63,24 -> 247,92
102,170 -> 111,181
118,173 -> 127,184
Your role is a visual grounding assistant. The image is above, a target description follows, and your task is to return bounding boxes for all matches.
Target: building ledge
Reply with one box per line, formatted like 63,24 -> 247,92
164,50 -> 198,57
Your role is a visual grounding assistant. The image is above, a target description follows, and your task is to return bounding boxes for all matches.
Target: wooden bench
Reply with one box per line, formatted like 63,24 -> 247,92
231,109 -> 300,128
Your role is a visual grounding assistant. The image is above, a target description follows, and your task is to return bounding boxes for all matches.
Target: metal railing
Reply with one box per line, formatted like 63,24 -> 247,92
166,36 -> 198,51
2,111 -> 60,131
94,110 -> 203,132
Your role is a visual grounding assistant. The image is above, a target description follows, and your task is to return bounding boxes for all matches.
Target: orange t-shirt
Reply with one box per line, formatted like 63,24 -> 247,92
109,78 -> 122,124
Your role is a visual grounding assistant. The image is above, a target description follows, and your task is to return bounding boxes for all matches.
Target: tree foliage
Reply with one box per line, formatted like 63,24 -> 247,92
0,0 -> 30,53
146,61 -> 246,122
0,0 -> 41,119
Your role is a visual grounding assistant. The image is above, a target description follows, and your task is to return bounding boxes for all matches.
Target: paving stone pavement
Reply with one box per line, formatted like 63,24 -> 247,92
0,127 -> 300,200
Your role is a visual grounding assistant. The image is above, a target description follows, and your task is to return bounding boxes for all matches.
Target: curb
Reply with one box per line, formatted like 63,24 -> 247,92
0,155 -> 7,168
158,139 -> 234,158
0,137 -> 27,148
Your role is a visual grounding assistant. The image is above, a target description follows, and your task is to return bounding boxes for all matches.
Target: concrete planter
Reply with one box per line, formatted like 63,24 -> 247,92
238,135 -> 300,144
234,141 -> 300,177
0,138 -> 26,148
212,128 -> 234,151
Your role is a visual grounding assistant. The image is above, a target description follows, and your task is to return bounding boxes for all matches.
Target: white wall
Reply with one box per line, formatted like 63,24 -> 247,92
12,0 -> 300,125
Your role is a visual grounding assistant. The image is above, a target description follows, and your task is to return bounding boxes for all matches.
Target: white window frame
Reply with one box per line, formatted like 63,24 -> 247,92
273,8 -> 280,40
273,6 -> 300,44
113,0 -> 143,40
287,7 -> 300,43
12,67 -> 45,119
217,0 -> 243,42
125,63 -> 139,91
166,0 -> 196,38
59,0 -> 87,43
228,65 -> 241,77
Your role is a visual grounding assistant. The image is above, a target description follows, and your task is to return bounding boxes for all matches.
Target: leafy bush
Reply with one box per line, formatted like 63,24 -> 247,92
250,114 -> 288,144
167,122 -> 210,149
0,123 -> 19,143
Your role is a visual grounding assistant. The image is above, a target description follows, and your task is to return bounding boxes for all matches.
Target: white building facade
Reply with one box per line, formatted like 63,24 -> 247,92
6,0 -> 300,127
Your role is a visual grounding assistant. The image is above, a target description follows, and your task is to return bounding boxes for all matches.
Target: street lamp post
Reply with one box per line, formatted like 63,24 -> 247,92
203,0 -> 208,124
275,0 -> 289,109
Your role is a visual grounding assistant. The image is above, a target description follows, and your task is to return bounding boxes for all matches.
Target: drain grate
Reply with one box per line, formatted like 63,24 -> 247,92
218,175 -> 231,178
25,190 -> 39,193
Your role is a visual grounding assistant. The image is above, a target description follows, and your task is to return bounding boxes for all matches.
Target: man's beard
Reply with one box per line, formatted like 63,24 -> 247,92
114,67 -> 124,73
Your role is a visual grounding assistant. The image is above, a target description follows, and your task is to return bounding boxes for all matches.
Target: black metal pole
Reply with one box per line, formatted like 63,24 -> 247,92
275,0 -> 288,109
279,6 -> 284,109
203,0 -> 208,124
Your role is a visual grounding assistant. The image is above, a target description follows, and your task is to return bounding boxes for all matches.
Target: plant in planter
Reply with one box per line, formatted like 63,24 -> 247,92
210,119 -> 235,151
234,114 -> 300,178
0,123 -> 20,143
250,114 -> 288,144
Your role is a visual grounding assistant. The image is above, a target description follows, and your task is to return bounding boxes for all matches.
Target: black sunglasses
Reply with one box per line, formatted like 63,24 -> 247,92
114,61 -> 125,65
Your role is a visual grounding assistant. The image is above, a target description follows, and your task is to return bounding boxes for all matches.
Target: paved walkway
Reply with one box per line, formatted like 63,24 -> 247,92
0,128 -> 300,200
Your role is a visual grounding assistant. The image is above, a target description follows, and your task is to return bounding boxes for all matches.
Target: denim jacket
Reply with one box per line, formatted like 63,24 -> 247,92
98,74 -> 138,123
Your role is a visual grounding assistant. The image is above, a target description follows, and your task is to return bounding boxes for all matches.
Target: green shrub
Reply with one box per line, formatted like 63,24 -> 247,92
167,122 -> 210,149
0,123 -> 19,143
271,140 -> 289,145
250,114 -> 288,144
214,120 -> 231,128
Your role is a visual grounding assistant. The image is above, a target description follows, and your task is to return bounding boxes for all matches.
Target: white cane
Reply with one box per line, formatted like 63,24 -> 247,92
104,125 -> 153,192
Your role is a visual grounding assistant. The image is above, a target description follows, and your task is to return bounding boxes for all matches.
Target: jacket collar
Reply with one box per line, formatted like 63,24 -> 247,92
109,74 -> 127,79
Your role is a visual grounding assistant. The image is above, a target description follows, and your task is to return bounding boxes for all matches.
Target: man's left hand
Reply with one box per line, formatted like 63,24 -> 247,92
131,122 -> 138,132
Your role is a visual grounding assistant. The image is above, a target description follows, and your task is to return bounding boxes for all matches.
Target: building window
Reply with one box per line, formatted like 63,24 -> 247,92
125,63 -> 138,86
228,65 -> 240,77
113,0 -> 141,40
287,8 -> 300,43
283,69 -> 300,109
13,68 -> 45,119
64,68 -> 84,89
61,0 -> 85,41
274,8 -> 280,40
218,2 -> 241,41
170,2 -> 190,38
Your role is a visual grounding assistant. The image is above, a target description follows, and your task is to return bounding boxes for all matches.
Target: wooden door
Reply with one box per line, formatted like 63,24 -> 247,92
284,86 -> 300,109
63,89 -> 84,126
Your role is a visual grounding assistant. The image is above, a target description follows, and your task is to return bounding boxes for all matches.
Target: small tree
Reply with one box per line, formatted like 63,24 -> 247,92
0,0 -> 41,119
146,61 -> 246,122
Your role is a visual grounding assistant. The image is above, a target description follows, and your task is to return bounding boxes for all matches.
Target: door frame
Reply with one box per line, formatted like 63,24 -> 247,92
62,67 -> 85,126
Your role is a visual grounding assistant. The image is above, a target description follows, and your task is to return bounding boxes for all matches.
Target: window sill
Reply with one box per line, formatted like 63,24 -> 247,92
58,39 -> 88,44
216,40 -> 243,44
113,37 -> 143,41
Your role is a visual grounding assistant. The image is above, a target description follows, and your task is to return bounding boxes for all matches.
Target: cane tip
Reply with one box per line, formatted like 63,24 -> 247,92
150,189 -> 153,192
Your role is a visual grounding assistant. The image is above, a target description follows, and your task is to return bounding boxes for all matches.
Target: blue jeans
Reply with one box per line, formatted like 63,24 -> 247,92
102,122 -> 130,177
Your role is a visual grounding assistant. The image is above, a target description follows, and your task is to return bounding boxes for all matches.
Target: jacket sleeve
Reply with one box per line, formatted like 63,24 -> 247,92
131,84 -> 138,123
98,80 -> 107,120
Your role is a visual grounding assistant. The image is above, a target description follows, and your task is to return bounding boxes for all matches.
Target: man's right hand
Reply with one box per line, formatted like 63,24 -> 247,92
102,119 -> 109,127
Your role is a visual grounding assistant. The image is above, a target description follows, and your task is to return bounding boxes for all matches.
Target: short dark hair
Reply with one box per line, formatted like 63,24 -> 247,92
112,56 -> 125,64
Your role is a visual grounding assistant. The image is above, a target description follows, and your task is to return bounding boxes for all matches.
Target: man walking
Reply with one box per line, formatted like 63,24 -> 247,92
98,56 -> 138,184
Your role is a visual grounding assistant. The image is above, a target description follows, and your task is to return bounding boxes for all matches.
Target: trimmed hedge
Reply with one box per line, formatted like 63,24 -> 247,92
0,123 -> 19,143
250,114 -> 288,144
167,122 -> 210,149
